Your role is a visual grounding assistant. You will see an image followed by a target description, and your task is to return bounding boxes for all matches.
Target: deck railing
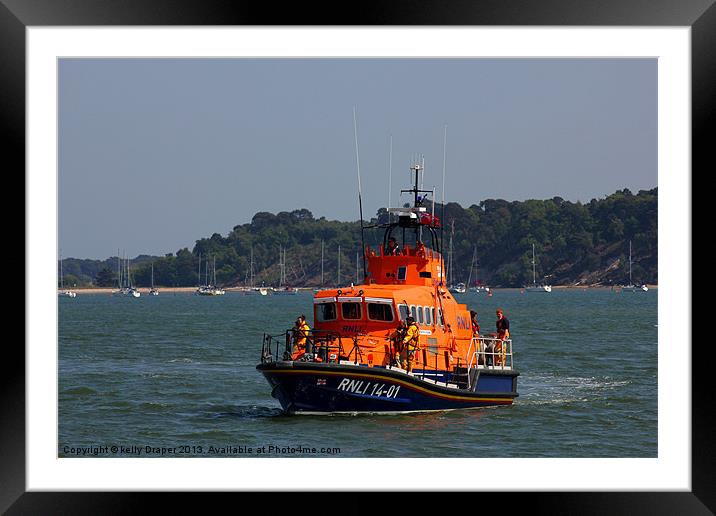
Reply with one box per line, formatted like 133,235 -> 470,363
465,336 -> 513,388
260,329 -> 353,364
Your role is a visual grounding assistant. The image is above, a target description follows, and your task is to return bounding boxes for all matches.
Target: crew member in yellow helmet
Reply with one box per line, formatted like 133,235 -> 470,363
401,316 -> 420,372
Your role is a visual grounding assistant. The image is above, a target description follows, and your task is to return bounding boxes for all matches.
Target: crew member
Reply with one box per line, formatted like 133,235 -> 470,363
401,316 -> 420,372
494,308 -> 510,366
389,320 -> 407,367
293,314 -> 312,357
386,237 -> 401,256
470,310 -> 484,365
470,310 -> 480,335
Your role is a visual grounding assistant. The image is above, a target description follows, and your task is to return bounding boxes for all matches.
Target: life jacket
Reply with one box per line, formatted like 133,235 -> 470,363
403,323 -> 420,351
295,323 -> 310,346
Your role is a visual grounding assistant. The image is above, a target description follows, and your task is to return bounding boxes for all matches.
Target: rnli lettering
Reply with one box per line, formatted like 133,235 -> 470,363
456,314 -> 469,330
342,325 -> 366,334
336,378 -> 401,399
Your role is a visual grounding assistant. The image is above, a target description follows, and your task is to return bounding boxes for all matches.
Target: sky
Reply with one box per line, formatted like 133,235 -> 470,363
59,58 -> 656,259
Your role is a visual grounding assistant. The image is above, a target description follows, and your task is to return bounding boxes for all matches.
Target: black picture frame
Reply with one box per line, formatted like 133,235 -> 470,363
6,1 -> 709,513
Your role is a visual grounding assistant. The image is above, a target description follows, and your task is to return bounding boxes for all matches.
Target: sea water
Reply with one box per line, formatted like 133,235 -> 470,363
58,289 -> 657,458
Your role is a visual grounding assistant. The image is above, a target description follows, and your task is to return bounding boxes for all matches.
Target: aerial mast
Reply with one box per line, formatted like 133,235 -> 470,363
440,126 -> 447,285
353,107 -> 367,281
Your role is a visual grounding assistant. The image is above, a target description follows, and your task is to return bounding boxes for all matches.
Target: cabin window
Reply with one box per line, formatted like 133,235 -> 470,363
416,306 -> 423,324
410,305 -> 417,322
431,307 -> 436,325
397,266 -> 407,281
419,271 -> 431,278
316,302 -> 337,322
398,304 -> 409,321
341,302 -> 362,320
427,337 -> 438,355
438,308 -> 445,326
367,303 -> 394,322
424,307 -> 432,325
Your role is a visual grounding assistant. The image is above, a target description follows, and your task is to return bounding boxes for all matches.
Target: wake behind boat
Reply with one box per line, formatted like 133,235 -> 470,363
257,158 -> 519,414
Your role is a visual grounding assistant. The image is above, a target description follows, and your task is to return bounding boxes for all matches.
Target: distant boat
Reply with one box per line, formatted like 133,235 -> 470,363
149,262 -> 159,296
446,221 -> 465,294
240,247 -> 268,295
272,287 -> 298,295
58,252 -> 76,298
619,240 -> 648,292
525,243 -> 552,293
126,256 -> 140,297
449,282 -> 467,294
466,246 -> 490,293
197,255 -> 225,295
114,252 -> 140,297
272,246 -> 298,295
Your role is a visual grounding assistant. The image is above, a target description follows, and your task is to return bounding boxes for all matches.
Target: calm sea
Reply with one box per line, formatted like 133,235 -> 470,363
58,289 -> 657,458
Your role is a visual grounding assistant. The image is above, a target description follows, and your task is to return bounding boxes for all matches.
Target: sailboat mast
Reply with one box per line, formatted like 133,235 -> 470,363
59,251 -> 63,289
250,247 -> 254,288
337,244 -> 341,286
532,243 -> 537,285
117,249 -> 121,289
448,220 -> 454,285
321,240 -> 324,286
629,240 -> 633,285
151,262 -> 154,288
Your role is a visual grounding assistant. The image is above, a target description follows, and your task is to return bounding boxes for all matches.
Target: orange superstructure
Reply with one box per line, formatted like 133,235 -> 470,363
294,163 -> 477,373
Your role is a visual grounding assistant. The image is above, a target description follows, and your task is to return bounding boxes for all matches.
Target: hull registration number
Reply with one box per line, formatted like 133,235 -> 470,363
336,378 -> 401,398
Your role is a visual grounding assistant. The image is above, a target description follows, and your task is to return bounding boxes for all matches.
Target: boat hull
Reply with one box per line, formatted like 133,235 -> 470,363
256,361 -> 518,414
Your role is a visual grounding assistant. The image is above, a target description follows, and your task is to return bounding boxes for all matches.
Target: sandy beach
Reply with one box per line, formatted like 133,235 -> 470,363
60,287 -> 203,295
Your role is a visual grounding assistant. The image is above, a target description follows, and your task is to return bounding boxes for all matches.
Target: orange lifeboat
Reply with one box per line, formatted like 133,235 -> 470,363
257,161 -> 518,414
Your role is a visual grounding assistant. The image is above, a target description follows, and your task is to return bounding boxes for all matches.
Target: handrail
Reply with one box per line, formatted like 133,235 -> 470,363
260,328 -> 351,364
464,336 -> 514,377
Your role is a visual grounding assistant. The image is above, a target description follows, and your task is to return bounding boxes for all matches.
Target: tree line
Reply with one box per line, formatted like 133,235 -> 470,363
61,188 -> 657,288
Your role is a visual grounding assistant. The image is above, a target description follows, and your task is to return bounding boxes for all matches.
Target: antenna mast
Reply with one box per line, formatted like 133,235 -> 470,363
353,107 -> 367,281
440,125 -> 447,285
388,135 -> 393,224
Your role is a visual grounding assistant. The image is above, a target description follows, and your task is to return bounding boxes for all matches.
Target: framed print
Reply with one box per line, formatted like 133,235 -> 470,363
6,0 -> 711,512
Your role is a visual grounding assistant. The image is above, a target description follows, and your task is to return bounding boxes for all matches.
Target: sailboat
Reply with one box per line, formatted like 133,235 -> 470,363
272,246 -> 298,295
149,262 -> 159,296
446,221 -> 466,294
619,240 -> 648,292
466,246 -> 490,293
58,252 -> 77,298
243,247 -> 268,295
197,255 -> 225,295
314,239 -> 326,294
525,243 -> 551,292
125,255 -> 141,297
112,251 -> 125,296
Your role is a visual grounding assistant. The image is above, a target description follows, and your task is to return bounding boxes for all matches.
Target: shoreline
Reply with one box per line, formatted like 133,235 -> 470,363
59,284 -> 658,295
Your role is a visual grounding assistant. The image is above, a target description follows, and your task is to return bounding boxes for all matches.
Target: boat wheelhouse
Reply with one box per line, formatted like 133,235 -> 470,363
257,161 -> 519,414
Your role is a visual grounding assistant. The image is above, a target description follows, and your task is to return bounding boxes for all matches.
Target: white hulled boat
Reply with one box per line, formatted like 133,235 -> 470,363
525,243 -> 552,292
619,240 -> 648,292
58,252 -> 77,298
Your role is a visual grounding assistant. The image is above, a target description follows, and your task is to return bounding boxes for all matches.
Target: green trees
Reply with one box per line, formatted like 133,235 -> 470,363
62,188 -> 657,288
95,267 -> 116,287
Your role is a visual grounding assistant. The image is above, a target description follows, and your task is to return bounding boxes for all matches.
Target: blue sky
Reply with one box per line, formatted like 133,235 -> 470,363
59,58 -> 656,259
